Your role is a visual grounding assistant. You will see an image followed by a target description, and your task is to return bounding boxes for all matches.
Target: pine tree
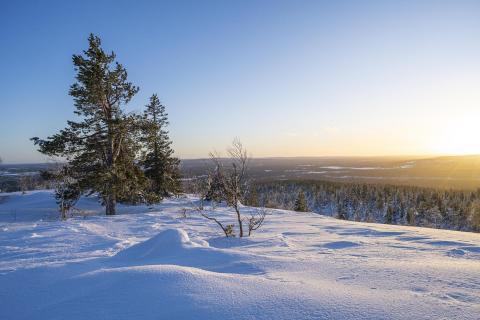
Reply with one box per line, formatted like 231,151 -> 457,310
141,94 -> 181,199
471,202 -> 480,232
337,202 -> 348,220
407,207 -> 416,225
41,165 -> 81,220
32,34 -> 147,215
385,205 -> 394,224
205,165 -> 225,202
246,187 -> 260,207
294,190 -> 308,212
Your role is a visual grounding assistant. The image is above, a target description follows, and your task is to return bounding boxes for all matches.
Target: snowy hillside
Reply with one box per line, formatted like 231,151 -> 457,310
0,191 -> 479,319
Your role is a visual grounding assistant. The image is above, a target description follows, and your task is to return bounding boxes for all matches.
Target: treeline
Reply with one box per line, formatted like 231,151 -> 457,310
246,180 -> 480,232
0,175 -> 46,193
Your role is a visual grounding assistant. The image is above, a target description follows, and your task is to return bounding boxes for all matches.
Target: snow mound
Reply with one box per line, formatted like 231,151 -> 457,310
113,228 -> 197,261
110,228 -> 262,275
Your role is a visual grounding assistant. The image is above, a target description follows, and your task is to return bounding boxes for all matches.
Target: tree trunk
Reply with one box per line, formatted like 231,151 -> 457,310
106,194 -> 116,215
235,201 -> 243,237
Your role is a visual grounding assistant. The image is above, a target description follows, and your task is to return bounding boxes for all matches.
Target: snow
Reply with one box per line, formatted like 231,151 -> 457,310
0,191 -> 479,319
303,171 -> 328,174
319,166 -> 384,170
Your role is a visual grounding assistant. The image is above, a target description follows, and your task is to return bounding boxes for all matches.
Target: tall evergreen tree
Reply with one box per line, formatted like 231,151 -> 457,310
407,207 -> 416,225
385,205 -> 394,224
246,187 -> 260,207
294,190 -> 309,212
32,34 -> 147,215
141,94 -> 181,199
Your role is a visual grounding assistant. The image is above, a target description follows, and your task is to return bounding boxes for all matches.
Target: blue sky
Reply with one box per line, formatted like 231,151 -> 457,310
1,0 -> 480,163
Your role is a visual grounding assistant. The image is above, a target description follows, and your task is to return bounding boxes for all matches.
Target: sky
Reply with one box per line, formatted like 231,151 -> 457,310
1,0 -> 480,163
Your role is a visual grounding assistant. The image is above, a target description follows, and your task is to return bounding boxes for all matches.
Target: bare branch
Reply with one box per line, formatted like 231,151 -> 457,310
189,197 -> 234,237
247,208 -> 267,236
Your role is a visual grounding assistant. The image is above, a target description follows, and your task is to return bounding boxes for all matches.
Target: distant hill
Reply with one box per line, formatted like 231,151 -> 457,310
5,155 -> 480,190
181,155 -> 480,189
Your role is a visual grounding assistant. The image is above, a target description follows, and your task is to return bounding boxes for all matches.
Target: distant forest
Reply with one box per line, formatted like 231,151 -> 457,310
245,180 -> 480,232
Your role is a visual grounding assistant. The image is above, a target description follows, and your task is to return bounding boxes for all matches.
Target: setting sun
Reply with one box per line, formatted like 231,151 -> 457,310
429,115 -> 480,155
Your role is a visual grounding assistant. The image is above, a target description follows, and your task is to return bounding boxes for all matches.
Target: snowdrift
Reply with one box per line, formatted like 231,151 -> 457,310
0,190 -> 479,319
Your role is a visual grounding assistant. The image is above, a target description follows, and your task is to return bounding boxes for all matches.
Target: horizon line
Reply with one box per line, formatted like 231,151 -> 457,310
3,153 -> 480,165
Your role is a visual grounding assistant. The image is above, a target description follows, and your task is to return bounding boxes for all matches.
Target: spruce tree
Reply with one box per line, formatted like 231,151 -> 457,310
141,94 -> 181,199
294,190 -> 308,212
407,207 -> 415,225
247,187 -> 260,207
204,165 -> 225,202
385,205 -> 394,224
32,34 -> 147,215
338,205 -> 348,219
41,165 -> 81,220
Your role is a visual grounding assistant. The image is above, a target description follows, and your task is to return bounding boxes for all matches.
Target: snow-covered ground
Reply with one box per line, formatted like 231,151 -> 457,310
0,191 -> 479,319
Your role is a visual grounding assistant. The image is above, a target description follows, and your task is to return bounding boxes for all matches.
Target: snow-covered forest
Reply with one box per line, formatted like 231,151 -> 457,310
249,180 -> 480,232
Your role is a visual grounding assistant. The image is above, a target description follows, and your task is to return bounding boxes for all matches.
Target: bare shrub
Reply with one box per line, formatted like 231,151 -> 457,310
198,139 -> 265,237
